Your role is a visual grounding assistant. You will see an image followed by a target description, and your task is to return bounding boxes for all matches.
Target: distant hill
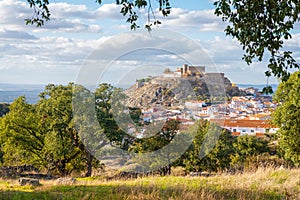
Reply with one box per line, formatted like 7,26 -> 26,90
0,83 -> 278,105
125,75 -> 243,109
237,84 -> 278,92
0,83 -> 44,104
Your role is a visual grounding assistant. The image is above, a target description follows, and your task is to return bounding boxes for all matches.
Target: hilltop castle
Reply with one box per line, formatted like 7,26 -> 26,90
135,64 -> 226,89
163,64 -> 224,79
163,64 -> 205,78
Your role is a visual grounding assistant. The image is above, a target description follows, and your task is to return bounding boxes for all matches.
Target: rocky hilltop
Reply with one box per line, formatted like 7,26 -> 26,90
124,67 -> 243,109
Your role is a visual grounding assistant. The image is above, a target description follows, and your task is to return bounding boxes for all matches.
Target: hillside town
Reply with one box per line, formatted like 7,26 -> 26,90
129,64 -> 278,138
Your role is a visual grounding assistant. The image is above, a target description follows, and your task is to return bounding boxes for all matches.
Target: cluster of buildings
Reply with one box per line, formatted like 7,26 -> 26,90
140,95 -> 278,137
135,64 -> 279,138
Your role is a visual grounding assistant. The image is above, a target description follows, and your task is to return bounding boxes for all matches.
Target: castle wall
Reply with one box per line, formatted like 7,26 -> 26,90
163,72 -> 181,78
188,66 -> 205,75
205,73 -> 225,79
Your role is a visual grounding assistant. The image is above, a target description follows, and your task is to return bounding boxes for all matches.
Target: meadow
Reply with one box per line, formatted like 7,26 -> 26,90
0,167 -> 299,200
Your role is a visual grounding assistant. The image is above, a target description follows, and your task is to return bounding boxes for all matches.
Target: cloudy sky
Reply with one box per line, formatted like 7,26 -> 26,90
1,0 -> 300,86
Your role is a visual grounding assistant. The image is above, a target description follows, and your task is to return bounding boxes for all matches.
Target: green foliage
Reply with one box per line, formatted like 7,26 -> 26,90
0,84 -> 98,176
261,85 -> 274,95
25,0 -> 51,27
26,0 -> 170,30
128,107 -> 141,125
73,83 -> 129,176
94,83 -> 132,150
0,103 -> 9,117
214,0 -> 300,82
0,82 -> 281,176
181,120 -> 270,173
273,71 -> 300,166
130,119 -> 180,153
0,96 -> 44,166
182,120 -> 235,172
128,119 -> 181,175
230,135 -> 269,168
38,83 -> 85,175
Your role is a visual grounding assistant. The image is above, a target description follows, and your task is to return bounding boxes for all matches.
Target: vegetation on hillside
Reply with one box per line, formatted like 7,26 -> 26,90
0,103 -> 9,117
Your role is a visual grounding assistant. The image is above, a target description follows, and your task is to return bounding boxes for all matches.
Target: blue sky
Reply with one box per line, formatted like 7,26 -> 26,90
0,0 -> 299,86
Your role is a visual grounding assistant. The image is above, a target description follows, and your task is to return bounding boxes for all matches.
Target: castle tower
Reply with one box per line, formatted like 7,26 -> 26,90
183,64 -> 188,76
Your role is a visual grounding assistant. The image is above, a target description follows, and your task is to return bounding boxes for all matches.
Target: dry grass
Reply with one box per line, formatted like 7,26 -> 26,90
0,167 -> 299,200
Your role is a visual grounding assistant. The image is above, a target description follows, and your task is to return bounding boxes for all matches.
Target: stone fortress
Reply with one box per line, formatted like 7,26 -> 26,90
135,64 -> 229,90
128,64 -> 241,110
162,64 -> 225,80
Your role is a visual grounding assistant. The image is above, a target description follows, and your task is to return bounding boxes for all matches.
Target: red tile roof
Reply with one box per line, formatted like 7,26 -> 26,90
210,119 -> 276,129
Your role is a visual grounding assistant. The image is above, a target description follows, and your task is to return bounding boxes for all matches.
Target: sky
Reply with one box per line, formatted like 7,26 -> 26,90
1,0 -> 300,86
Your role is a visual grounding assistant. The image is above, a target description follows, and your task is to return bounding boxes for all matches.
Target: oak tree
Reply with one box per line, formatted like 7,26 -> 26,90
273,71 -> 300,166
0,84 -> 98,176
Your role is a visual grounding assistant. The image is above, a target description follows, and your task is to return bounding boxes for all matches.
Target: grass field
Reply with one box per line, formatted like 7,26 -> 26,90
0,168 -> 299,200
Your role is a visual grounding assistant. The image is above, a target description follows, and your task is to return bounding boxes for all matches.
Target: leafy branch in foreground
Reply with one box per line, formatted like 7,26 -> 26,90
25,0 -> 51,27
214,0 -> 300,82
25,0 -> 170,30
24,0 -> 300,90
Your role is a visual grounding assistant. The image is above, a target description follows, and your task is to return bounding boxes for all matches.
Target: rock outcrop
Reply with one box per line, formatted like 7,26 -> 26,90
124,75 -> 243,109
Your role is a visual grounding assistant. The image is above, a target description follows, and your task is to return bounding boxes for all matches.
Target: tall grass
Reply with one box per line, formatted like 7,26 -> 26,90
0,167 -> 299,200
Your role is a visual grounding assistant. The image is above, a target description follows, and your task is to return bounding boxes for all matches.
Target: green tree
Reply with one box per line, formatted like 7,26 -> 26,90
182,120 -> 235,173
74,83 -> 144,173
181,121 -> 270,173
129,119 -> 181,175
0,103 -> 9,117
230,135 -> 269,170
38,83 -> 103,176
0,96 -> 45,167
94,83 -> 133,150
273,71 -> 300,166
0,84 -> 98,176
37,83 -> 86,175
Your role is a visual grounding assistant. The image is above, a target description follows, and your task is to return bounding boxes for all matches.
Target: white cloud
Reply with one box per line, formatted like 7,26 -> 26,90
0,0 -> 102,34
158,9 -> 226,32
48,3 -> 93,19
0,34 -> 99,84
0,0 -> 32,30
31,18 -> 102,33
96,4 -> 123,19
0,36 -> 95,70
198,36 -> 283,84
0,1 -> 298,86
201,22 -> 225,32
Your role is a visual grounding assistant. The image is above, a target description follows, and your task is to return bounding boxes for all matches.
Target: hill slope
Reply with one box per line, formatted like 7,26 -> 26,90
125,75 -> 243,109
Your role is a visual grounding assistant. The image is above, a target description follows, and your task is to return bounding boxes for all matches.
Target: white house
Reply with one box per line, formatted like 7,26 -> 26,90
210,119 -> 278,137
185,100 -> 206,109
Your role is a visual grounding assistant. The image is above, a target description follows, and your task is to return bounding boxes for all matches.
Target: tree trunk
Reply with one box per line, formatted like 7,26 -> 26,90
85,151 -> 93,177
58,160 -> 68,176
167,164 -> 171,175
